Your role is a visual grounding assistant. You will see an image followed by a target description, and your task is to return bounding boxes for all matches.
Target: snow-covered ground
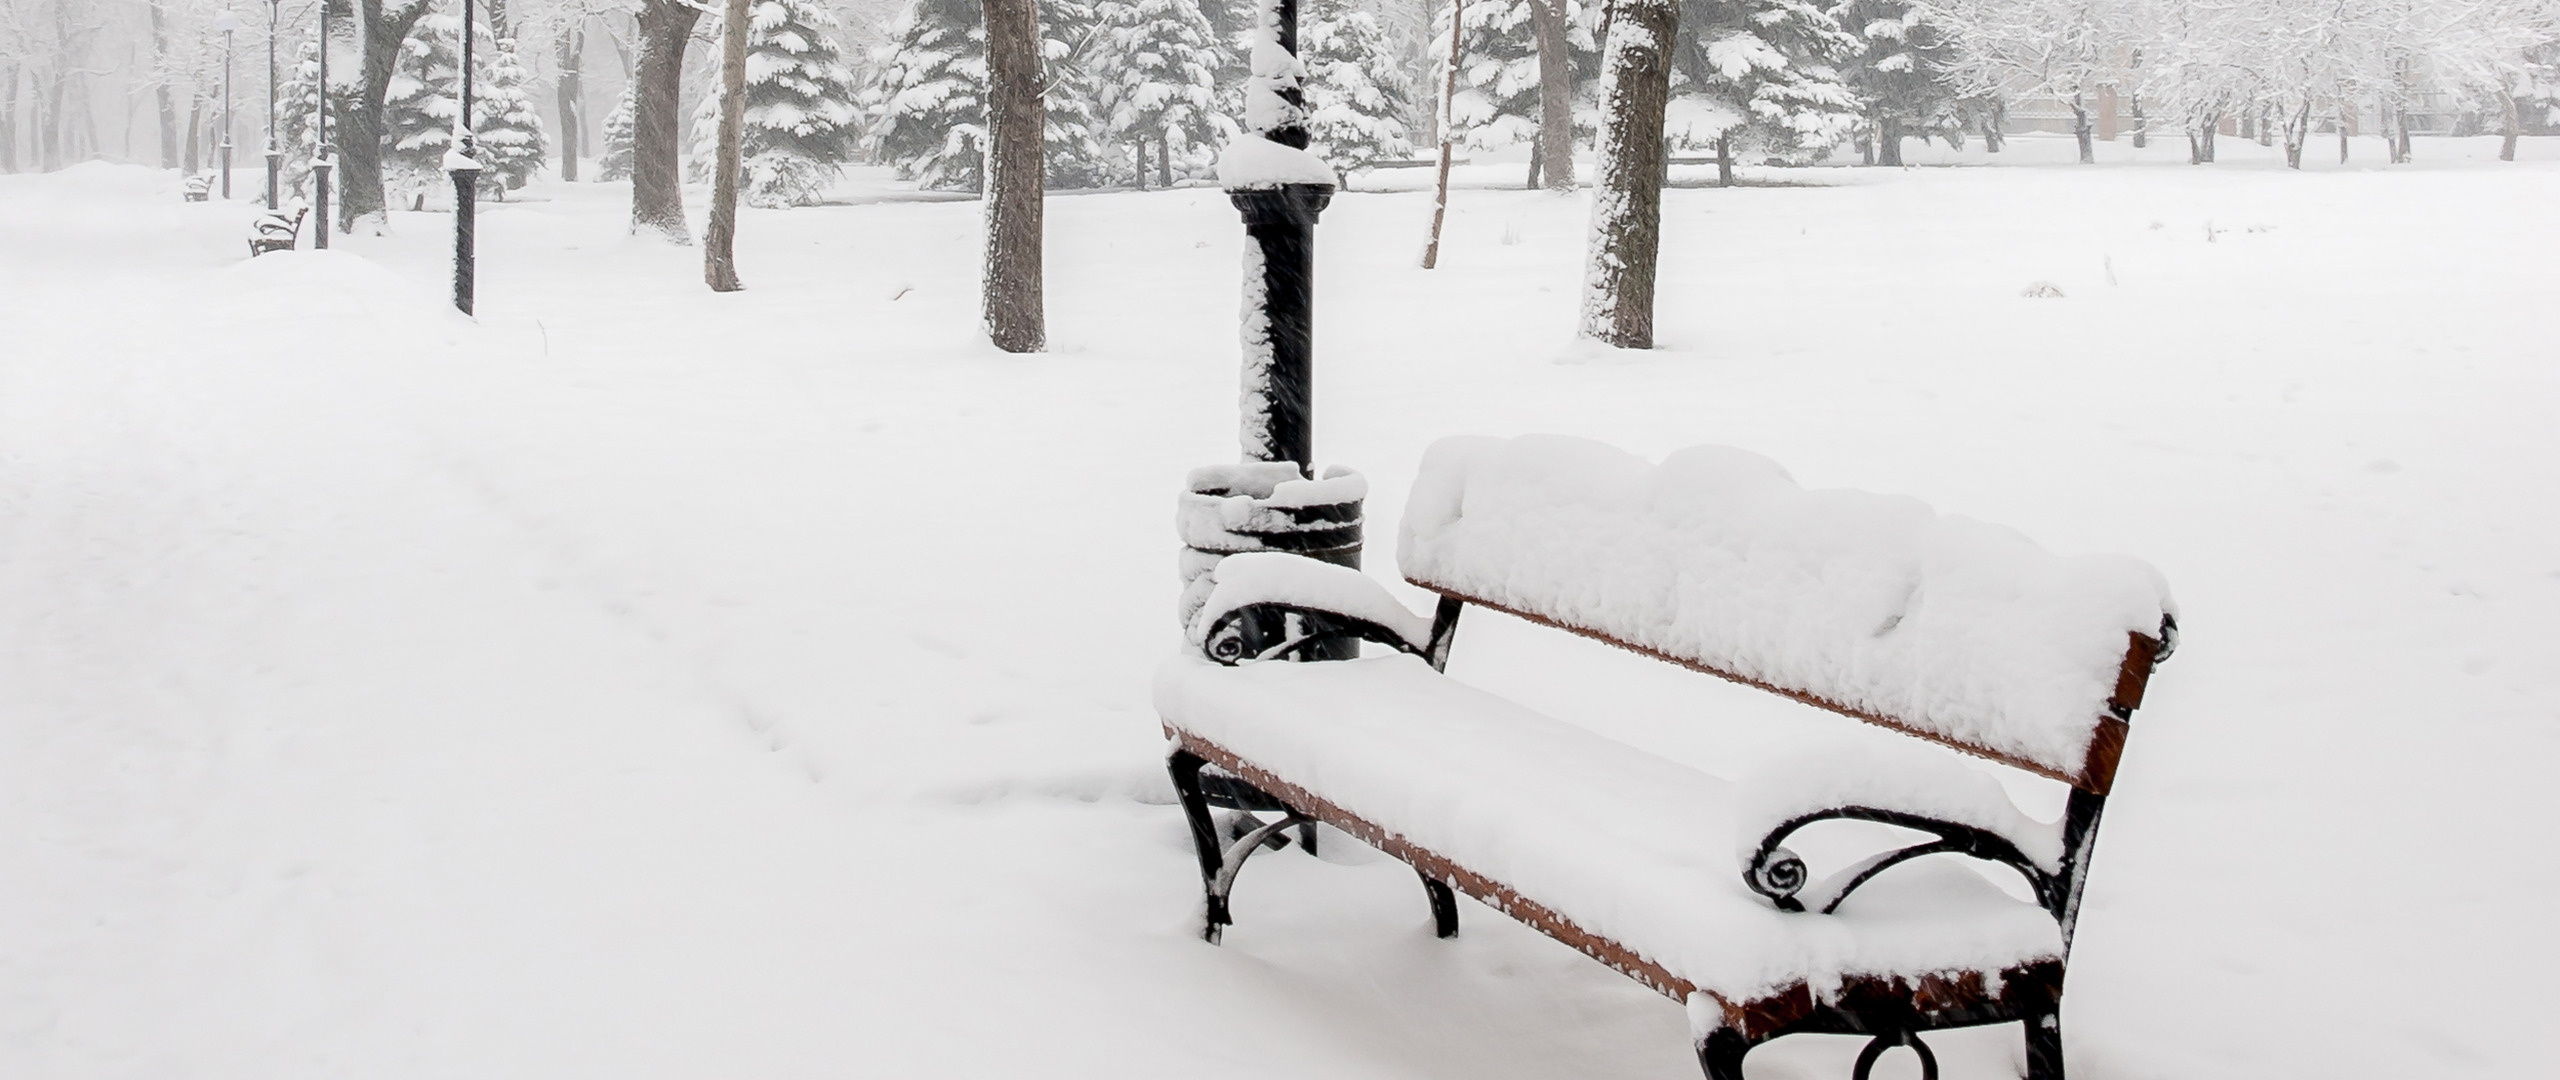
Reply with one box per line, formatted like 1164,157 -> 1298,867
3,134 -> 2555,1079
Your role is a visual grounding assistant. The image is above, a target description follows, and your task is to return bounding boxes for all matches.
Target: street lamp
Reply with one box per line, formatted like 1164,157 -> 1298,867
449,0 -> 480,314
264,0 -> 280,208
314,0 -> 332,248
213,7 -> 241,199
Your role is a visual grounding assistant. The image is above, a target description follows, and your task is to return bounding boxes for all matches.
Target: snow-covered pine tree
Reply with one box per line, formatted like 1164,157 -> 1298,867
383,14 -> 463,203
1668,0 -> 1860,179
276,40 -> 327,198
1438,0 -> 1599,162
687,0 -> 867,205
1041,0 -> 1119,188
862,0 -> 1123,192
1302,0 -> 1416,177
474,36 -> 549,193
1826,0 -> 1958,166
1093,0 -> 1229,186
599,88 -> 638,181
863,0 -> 988,191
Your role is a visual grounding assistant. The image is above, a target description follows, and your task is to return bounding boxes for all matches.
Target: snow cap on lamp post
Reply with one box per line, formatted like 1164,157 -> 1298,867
1218,0 -> 1336,475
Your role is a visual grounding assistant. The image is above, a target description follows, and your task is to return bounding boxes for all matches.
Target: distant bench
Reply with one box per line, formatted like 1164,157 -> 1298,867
1157,435 -> 2176,1080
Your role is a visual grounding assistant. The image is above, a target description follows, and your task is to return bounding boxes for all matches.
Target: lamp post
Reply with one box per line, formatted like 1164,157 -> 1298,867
448,0 -> 480,314
263,0 -> 280,208
313,0 -> 332,247
1223,0 -> 1333,473
213,8 -> 241,198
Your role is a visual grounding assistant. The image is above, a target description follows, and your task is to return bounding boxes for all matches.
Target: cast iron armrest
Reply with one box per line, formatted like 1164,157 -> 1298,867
1743,806 -> 2061,919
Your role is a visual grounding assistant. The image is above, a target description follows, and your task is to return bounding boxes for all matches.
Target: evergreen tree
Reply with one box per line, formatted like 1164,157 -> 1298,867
862,0 -> 1123,192
473,36 -> 549,193
1439,0 -> 1600,151
599,88 -> 637,181
1303,0 -> 1415,174
1826,0 -> 1959,165
1670,0 -> 1859,168
688,0 -> 868,205
1040,0 -> 1120,187
383,14 -> 464,201
863,0 -> 988,190
276,40 -> 330,198
1092,0 -> 1230,185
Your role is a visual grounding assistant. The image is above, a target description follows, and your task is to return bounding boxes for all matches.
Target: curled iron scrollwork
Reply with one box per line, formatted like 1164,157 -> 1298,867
1198,602 -> 1429,666
1743,807 -> 2061,920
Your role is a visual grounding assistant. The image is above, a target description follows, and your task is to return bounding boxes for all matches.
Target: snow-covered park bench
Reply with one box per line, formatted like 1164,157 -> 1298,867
248,202 -> 308,257
1157,435 -> 2177,1080
182,174 -> 213,202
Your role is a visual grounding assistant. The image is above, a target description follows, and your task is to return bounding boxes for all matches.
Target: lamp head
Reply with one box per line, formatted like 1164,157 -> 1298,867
212,9 -> 243,32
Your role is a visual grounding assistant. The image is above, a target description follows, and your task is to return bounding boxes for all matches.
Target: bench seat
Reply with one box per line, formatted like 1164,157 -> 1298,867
1157,651 -> 2064,1011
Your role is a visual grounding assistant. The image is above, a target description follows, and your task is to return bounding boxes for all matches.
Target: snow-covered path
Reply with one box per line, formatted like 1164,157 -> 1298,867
4,140 -> 2556,1079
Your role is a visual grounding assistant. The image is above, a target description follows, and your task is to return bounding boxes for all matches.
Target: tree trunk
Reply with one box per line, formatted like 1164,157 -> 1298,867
341,0 -> 432,231
2499,88 -> 2520,162
1715,130 -> 1731,187
2392,109 -> 2410,163
2283,102 -> 2308,169
182,92 -> 201,173
704,0 -> 749,291
1,65 -> 19,173
2338,110 -> 2349,164
1983,101 -> 2004,152
1876,116 -> 1903,166
2130,95 -> 2145,148
1420,0 -> 1463,270
1157,134 -> 1171,188
556,24 -> 582,181
2201,116 -> 2216,162
981,0 -> 1044,352
631,0 -> 701,241
1577,0 -> 1675,349
1530,0 -> 1573,190
150,3 -> 178,168
1524,136 -> 1542,188
2071,98 -> 2092,164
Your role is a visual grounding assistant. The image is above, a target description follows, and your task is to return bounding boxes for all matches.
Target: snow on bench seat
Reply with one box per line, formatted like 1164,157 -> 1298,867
1398,436 -> 2177,789
1156,651 -> 2063,1005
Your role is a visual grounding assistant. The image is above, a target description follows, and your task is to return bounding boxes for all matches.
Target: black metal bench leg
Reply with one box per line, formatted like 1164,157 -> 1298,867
2025,1011 -> 2064,1080
1168,750 -> 1230,941
1420,873 -> 1459,938
1696,1027 -> 1751,1080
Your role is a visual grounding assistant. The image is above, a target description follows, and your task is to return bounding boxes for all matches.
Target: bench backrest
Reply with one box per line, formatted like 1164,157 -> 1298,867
1397,436 -> 2175,794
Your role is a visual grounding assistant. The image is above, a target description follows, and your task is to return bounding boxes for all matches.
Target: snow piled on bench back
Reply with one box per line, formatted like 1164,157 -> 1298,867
1398,435 -> 2175,777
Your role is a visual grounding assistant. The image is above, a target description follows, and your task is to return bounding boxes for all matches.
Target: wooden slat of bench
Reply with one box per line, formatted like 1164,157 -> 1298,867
1410,581 -> 2163,796
1169,728 -> 2061,1042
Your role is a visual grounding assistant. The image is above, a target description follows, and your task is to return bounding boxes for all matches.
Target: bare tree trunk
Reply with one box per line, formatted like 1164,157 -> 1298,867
2071,97 -> 2093,164
1577,0 -> 1675,349
1524,136 -> 1542,188
2201,115 -> 2216,162
2130,94 -> 2145,148
556,23 -> 583,180
631,0 -> 701,241
2499,87 -> 2520,162
0,65 -> 18,173
1420,0 -> 1463,270
182,92 -> 201,172
704,0 -> 749,291
150,2 -> 178,167
1876,115 -> 1903,166
2338,107 -> 2350,164
981,0 -> 1044,352
1715,130 -> 1731,186
2391,108 -> 2410,163
1530,0 -> 1572,191
342,0 -> 433,231
1157,134 -> 1170,188
2283,102 -> 2308,169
